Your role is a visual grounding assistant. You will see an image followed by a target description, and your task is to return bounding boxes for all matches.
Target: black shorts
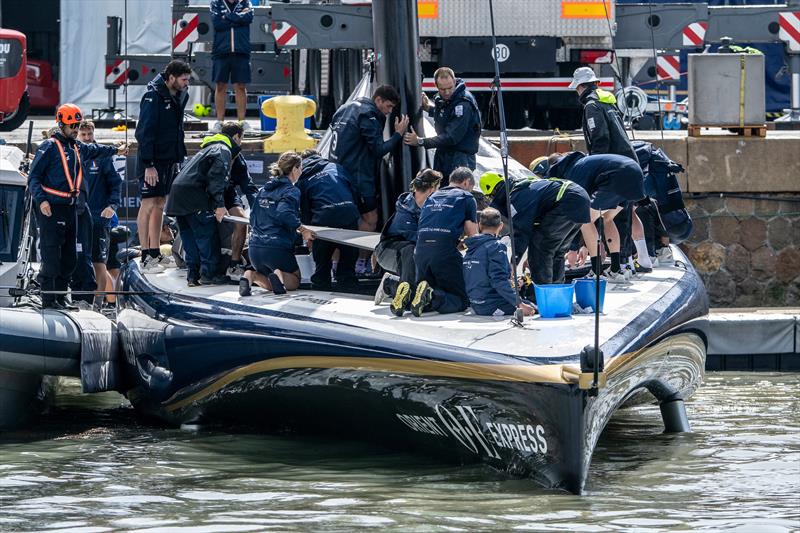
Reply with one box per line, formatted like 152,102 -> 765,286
106,241 -> 121,270
90,219 -> 111,263
224,188 -> 244,210
249,245 -> 299,276
356,178 -> 377,214
137,160 -> 178,199
212,54 -> 251,84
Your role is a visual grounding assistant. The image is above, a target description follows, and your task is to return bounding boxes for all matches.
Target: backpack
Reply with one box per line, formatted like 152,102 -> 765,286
633,141 -> 693,244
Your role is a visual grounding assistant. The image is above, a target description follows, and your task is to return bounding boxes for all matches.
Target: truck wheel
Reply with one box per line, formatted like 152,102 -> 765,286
0,92 -> 30,132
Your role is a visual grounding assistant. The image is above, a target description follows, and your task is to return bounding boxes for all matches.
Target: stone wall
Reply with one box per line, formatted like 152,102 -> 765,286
681,194 -> 800,307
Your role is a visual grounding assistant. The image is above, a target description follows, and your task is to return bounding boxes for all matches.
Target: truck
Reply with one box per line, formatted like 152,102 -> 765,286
100,0 -> 798,130
0,28 -> 29,132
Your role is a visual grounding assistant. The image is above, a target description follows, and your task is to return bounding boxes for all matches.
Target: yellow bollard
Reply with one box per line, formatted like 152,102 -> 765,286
262,95 -> 317,153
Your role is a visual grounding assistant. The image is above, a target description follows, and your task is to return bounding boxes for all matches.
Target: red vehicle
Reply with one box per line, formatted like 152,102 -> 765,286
27,59 -> 59,111
0,28 -> 29,131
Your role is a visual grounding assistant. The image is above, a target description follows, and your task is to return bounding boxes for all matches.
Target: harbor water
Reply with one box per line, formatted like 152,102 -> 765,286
0,373 -> 798,532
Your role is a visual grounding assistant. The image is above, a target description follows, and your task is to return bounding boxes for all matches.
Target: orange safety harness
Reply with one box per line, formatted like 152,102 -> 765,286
41,138 -> 83,200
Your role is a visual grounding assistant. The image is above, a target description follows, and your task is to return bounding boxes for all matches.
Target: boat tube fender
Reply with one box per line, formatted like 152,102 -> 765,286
117,309 -> 173,393
62,310 -> 121,393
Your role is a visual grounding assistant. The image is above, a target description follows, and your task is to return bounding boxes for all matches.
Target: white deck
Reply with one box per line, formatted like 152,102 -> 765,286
144,250 -> 689,359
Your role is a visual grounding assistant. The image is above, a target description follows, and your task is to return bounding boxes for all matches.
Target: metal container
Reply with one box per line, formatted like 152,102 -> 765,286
688,53 -> 765,126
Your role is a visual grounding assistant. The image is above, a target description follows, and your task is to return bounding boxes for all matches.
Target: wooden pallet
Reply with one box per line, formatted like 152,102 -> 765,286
687,124 -> 767,137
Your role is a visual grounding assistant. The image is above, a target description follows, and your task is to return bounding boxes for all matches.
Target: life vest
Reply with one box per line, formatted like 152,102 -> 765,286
41,138 -> 83,199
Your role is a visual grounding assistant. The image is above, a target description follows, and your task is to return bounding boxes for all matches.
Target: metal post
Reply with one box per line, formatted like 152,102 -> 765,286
372,0 -> 425,204
776,53 -> 800,123
660,398 -> 691,433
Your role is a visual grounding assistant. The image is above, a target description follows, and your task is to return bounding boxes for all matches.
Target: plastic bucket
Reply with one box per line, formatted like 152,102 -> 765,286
573,278 -> 607,313
534,283 -> 574,318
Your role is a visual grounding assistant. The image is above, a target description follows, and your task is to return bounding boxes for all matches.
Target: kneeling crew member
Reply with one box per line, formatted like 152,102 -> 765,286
165,122 -> 243,286
240,151 -> 311,296
548,152 -> 646,282
28,104 -> 126,309
218,133 -> 258,278
484,173 -> 590,285
374,169 -> 441,315
403,67 -> 481,185
463,208 -> 535,317
408,167 -> 479,318
297,149 -> 361,290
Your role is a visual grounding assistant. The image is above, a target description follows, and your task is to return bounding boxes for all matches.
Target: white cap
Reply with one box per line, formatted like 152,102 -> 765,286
568,67 -> 600,89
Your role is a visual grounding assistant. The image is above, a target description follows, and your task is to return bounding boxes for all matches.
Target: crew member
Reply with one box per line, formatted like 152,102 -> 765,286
78,120 -> 122,306
548,152 -> 646,283
210,0 -> 254,132
27,104 -> 127,309
483,171 -> 591,285
135,59 -> 191,273
165,122 -> 243,286
219,131 -> 258,279
463,208 -> 535,317
297,150 -> 360,291
404,67 -> 481,185
373,169 -> 441,316
240,151 -> 312,296
409,167 -> 478,318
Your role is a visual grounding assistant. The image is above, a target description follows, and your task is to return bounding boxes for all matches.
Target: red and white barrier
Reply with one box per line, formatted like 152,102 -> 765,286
682,22 -> 708,47
657,55 -> 681,82
778,12 -> 800,52
172,13 -> 199,54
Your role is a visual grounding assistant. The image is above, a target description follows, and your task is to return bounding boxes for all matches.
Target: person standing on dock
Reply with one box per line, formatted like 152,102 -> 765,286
374,169 -> 442,315
135,59 -> 191,274
27,104 -> 127,310
210,0 -> 254,133
570,66 -> 653,273
77,120 -> 123,307
329,85 -> 409,274
463,208 -> 536,317
408,167 -> 478,318
165,121 -> 244,286
403,67 -> 481,186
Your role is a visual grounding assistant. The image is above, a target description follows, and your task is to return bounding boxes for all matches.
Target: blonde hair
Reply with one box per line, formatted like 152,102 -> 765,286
269,151 -> 302,177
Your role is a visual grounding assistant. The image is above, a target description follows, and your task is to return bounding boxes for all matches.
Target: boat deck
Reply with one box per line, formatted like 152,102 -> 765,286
143,247 -> 691,360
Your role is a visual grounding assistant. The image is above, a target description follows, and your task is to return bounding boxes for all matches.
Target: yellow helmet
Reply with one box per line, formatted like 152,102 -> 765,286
479,171 -> 504,196
529,156 -> 549,176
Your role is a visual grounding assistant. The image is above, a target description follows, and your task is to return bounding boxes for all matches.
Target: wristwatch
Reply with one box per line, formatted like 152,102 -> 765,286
417,137 -> 424,147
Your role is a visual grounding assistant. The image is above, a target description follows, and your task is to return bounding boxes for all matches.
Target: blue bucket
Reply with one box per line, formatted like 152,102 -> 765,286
573,278 -> 607,313
534,283 -> 574,318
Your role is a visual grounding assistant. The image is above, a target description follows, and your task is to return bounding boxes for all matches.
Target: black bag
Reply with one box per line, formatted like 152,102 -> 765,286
632,141 -> 686,214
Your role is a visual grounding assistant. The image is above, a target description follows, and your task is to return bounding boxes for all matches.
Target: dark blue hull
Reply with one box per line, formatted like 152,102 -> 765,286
117,259 -> 708,494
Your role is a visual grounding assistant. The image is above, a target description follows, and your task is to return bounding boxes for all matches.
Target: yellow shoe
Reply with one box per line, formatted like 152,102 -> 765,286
410,281 -> 433,318
390,281 -> 411,317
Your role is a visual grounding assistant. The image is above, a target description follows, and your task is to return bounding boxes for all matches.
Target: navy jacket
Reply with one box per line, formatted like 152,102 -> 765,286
425,79 -> 481,164
385,192 -> 421,243
82,155 -> 122,224
549,152 -> 645,209
579,87 -> 638,162
296,155 -> 359,228
135,73 -> 189,166
224,145 -> 258,209
417,186 -> 477,246
463,233 -> 517,315
210,0 -> 254,56
329,97 -> 402,187
249,176 -> 301,250
165,134 -> 233,216
28,132 -> 117,207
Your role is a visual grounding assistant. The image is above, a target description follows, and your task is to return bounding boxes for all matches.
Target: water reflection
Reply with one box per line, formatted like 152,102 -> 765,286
0,373 -> 798,531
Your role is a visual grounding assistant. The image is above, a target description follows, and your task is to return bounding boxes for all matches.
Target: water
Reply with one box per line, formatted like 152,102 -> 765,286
1,373 -> 798,532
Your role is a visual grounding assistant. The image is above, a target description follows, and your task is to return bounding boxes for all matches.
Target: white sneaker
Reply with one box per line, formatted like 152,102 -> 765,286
656,247 -> 674,266
157,255 -> 175,268
374,272 -> 391,305
210,121 -> 223,133
227,263 -> 247,281
651,256 -> 659,268
141,256 -> 166,274
239,120 -> 252,132
355,258 -> 370,276
601,268 -> 632,285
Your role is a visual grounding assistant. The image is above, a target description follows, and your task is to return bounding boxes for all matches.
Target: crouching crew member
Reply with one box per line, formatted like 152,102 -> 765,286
548,152 -> 646,282
165,122 -> 243,286
407,167 -> 478,318
77,120 -> 123,306
483,172 -> 590,285
404,67 -> 481,185
297,150 -> 360,290
463,208 -> 536,317
373,169 -> 441,315
218,133 -> 258,279
329,85 -> 409,237
240,151 -> 311,297
27,104 -> 127,309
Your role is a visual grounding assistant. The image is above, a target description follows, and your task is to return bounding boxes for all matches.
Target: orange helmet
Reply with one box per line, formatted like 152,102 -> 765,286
56,103 -> 83,125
